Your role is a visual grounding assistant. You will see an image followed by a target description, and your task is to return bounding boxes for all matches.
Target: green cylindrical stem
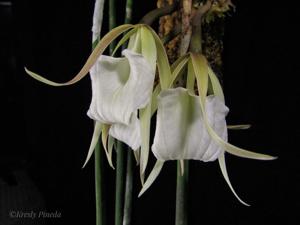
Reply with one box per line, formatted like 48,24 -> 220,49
190,0 -> 212,54
109,0 -> 117,54
139,2 -> 178,25
124,0 -> 133,24
123,150 -> 134,225
122,1 -> 134,225
95,142 -> 105,225
115,141 -> 125,225
175,161 -> 189,225
190,22 -> 202,54
175,3 -> 210,225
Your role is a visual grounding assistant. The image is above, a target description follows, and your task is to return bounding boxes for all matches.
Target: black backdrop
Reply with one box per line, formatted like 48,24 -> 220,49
1,0 -> 299,224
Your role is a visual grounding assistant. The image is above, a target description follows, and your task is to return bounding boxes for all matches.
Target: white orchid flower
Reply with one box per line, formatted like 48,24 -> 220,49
152,87 -> 228,162
25,24 -> 173,173
87,49 -> 155,150
139,53 -> 276,206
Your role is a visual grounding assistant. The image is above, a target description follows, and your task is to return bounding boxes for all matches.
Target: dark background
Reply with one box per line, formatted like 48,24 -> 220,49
1,0 -> 299,224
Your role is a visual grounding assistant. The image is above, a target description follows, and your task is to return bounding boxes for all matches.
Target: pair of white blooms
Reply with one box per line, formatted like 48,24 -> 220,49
87,49 -> 227,162
25,24 -> 275,206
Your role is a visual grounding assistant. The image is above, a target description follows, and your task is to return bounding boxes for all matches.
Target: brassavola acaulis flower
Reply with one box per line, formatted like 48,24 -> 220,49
152,87 -> 228,162
25,24 -> 173,176
87,49 -> 154,151
139,53 -> 276,206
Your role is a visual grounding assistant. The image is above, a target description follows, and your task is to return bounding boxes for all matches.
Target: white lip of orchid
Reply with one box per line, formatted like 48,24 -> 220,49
152,87 -> 229,161
87,49 -> 155,150
109,112 -> 141,151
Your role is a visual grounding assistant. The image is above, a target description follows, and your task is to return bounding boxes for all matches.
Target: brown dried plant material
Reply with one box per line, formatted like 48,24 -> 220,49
157,0 -> 181,63
202,20 -> 224,77
157,0 -> 227,73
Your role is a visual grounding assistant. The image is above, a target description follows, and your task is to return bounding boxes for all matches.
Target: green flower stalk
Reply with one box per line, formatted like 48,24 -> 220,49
92,1 -> 105,225
122,1 -> 134,225
109,0 -> 117,54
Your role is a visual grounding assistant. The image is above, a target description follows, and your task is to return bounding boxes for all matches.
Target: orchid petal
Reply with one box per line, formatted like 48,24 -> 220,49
139,105 -> 152,184
207,66 -> 225,102
127,27 -> 141,52
112,27 -> 138,56
218,153 -> 250,206
151,84 -> 161,116
138,160 -> 165,197
82,121 -> 102,168
227,124 -> 251,130
180,160 -> 185,175
190,54 -> 208,102
108,135 -> 115,168
141,26 -> 157,70
191,54 -> 276,160
151,55 -> 190,116
139,26 -> 157,181
186,59 -> 196,94
146,25 -> 171,90
133,148 -> 140,166
152,88 -> 228,161
25,24 -> 135,86
169,56 -> 189,88
101,124 -> 115,169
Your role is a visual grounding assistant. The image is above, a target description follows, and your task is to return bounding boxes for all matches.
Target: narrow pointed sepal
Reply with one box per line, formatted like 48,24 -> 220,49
227,124 -> 251,130
82,121 -> 103,168
25,24 -> 135,86
138,160 -> 165,197
101,124 -> 115,169
218,153 -> 250,206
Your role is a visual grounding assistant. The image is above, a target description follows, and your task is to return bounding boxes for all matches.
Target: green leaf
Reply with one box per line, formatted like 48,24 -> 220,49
82,121 -> 102,168
25,24 -> 135,86
218,153 -> 250,206
138,160 -> 164,197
